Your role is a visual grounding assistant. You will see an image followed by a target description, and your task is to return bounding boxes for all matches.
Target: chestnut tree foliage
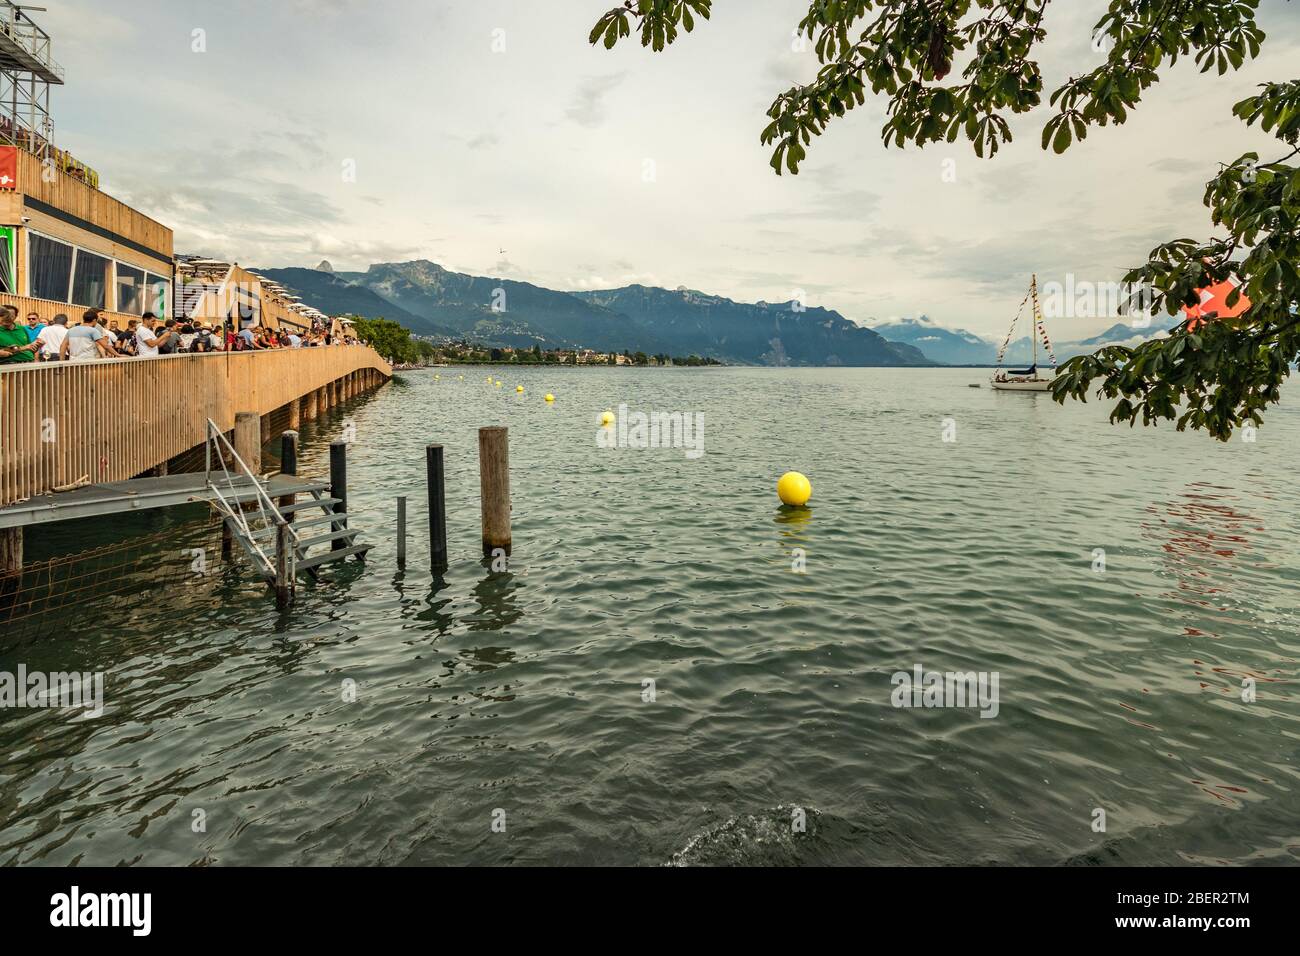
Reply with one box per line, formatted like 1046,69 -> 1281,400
587,0 -> 1299,440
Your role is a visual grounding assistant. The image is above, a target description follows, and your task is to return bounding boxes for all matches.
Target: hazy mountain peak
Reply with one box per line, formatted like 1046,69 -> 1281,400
260,258 -> 938,367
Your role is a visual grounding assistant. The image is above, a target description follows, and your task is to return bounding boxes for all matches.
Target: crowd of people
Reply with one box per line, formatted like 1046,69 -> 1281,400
0,306 -> 357,364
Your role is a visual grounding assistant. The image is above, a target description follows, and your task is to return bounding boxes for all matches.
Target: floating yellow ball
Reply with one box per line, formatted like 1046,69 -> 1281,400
777,471 -> 812,507
545,394 -> 555,403
516,385 -> 524,393
600,410 -> 615,426
495,381 -> 502,388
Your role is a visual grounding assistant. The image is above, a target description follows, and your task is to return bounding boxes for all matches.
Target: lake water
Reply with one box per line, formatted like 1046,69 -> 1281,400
2,366 -> 1297,866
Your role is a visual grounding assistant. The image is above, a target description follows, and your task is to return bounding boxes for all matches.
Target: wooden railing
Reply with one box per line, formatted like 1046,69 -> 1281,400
0,346 -> 391,507
0,293 -> 140,331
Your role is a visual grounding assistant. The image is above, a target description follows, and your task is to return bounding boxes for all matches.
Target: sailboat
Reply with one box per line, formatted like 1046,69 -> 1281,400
991,274 -> 1057,392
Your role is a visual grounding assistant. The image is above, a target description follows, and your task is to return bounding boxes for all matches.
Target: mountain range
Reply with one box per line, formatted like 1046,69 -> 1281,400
256,261 -> 928,366
871,314 -> 1177,366
254,260 -> 1170,366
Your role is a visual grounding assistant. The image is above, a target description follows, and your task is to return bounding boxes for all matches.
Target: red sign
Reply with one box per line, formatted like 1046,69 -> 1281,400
0,146 -> 16,191
1183,277 -> 1251,330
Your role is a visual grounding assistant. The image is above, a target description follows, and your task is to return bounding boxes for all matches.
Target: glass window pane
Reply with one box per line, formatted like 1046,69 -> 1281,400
71,249 -> 109,309
115,263 -> 145,315
0,227 -> 14,294
29,233 -> 73,302
146,273 -> 170,319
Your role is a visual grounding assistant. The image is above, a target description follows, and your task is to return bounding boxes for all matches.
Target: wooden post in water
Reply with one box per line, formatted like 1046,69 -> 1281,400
275,521 -> 294,609
426,444 -> 447,571
303,390 -> 317,421
280,431 -> 299,522
0,528 -> 21,594
397,496 -> 407,568
234,412 -> 261,474
330,441 -> 349,551
478,426 -> 511,556
288,399 -> 301,432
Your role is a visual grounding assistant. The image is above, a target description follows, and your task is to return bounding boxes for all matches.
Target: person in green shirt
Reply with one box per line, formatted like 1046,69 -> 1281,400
0,306 -> 39,363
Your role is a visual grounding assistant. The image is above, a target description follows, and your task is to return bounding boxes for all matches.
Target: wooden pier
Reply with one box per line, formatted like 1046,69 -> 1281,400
0,472 -> 325,529
0,347 -> 391,508
0,348 -> 391,583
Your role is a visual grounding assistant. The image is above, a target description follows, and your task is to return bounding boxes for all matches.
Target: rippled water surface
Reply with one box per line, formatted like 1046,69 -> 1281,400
3,367 -> 1298,866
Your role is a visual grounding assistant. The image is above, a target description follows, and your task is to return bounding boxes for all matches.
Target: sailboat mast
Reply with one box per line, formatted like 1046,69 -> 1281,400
1030,274 -> 1039,368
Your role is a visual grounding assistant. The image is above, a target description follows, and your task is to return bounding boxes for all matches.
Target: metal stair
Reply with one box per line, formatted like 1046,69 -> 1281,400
275,485 -> 371,577
203,421 -> 372,604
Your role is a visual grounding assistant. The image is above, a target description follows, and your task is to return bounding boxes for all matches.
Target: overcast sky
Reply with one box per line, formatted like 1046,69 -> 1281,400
41,0 -> 1300,338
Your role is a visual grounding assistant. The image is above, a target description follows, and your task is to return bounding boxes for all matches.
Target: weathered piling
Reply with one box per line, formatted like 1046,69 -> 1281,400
330,441 -> 349,551
397,496 -> 407,567
280,431 -> 299,521
477,426 -> 511,556
275,522 -> 294,609
426,444 -> 448,571
234,411 -> 261,474
1,527 -> 21,580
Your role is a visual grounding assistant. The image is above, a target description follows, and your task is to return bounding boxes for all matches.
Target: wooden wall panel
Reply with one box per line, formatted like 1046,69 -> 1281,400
13,150 -> 174,259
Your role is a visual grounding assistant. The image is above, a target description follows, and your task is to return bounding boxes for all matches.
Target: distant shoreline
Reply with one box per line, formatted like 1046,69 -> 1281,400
390,362 -> 999,372
390,361 -> 726,371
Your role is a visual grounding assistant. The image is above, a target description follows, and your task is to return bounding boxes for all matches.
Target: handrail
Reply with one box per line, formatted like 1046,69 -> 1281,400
204,419 -> 296,581
0,344 -> 372,373
0,344 -> 391,508
204,419 -> 293,531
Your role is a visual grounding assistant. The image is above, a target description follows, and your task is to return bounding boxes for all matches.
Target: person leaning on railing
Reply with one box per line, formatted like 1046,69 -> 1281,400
117,319 -> 139,357
34,313 -> 69,360
0,305 -> 40,363
135,313 -> 176,357
60,310 -> 120,362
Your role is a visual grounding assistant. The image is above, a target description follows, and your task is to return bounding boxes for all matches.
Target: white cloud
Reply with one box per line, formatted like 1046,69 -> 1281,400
36,0 -> 1300,335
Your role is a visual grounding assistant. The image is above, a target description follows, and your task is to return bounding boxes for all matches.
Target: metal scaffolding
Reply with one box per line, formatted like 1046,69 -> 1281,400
0,0 -> 63,160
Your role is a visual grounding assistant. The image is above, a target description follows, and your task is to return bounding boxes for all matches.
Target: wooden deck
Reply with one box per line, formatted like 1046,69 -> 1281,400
0,472 -> 327,529
0,346 -> 392,509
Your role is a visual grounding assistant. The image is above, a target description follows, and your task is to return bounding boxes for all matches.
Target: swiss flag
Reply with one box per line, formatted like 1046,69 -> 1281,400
1183,276 -> 1251,330
0,145 -> 15,190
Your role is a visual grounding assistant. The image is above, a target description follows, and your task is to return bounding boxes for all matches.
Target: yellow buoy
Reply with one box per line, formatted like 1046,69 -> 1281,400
600,410 -> 615,426
434,374 -> 440,380
516,385 -> 524,393
777,471 -> 812,507
545,393 -> 555,403
495,381 -> 502,388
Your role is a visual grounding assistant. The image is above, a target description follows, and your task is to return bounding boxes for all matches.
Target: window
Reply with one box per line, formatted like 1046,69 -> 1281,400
0,227 -> 14,294
115,263 -> 145,315
146,273 -> 170,319
29,233 -> 73,302
71,249 -> 110,309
